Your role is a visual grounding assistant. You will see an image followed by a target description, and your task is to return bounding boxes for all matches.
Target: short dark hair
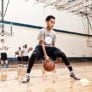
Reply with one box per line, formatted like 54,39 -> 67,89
45,15 -> 55,21
1,39 -> 4,42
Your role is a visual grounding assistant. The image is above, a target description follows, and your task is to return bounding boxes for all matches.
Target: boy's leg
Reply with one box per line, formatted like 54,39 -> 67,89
24,56 -> 29,67
1,60 -> 4,68
27,51 -> 39,73
22,46 -> 42,83
5,60 -> 9,68
1,53 -> 4,68
2,53 -> 9,68
53,47 -> 80,80
1,53 -> 8,68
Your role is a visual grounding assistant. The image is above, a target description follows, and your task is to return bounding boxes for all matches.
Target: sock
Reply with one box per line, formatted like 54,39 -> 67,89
1,60 -> 4,64
5,60 -> 8,64
68,66 -> 73,72
26,73 -> 30,76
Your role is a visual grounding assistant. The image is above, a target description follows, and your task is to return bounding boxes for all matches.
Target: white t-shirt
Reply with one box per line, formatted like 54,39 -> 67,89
18,50 -> 22,57
38,28 -> 56,47
22,48 -> 29,56
0,43 -> 7,53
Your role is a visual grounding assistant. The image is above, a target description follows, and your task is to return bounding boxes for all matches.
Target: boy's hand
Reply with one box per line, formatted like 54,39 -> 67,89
45,55 -> 49,62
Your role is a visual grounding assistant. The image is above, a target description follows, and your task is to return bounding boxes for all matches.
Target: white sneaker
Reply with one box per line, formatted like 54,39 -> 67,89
22,73 -> 30,83
70,72 -> 80,80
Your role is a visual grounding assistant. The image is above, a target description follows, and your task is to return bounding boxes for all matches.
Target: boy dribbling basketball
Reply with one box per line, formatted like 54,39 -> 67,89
22,15 -> 80,83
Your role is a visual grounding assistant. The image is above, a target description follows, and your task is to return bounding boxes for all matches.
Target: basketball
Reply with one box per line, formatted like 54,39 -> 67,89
43,60 -> 55,72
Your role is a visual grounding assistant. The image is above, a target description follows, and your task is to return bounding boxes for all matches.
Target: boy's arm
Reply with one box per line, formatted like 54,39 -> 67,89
39,40 -> 49,61
38,30 -> 49,61
53,33 -> 56,47
4,45 -> 8,50
0,46 -> 4,50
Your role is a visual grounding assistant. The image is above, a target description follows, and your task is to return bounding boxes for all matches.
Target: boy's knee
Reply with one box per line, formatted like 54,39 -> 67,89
32,51 -> 40,56
33,51 -> 37,54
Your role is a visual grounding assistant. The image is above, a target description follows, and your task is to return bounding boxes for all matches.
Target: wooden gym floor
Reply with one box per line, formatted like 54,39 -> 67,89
0,61 -> 92,92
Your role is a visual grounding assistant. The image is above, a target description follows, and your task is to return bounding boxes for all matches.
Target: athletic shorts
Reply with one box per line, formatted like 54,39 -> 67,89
22,56 -> 29,62
1,53 -> 7,60
17,56 -> 22,61
34,45 -> 63,61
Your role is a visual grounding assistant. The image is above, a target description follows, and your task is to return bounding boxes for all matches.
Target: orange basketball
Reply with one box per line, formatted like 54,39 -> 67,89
43,60 -> 55,72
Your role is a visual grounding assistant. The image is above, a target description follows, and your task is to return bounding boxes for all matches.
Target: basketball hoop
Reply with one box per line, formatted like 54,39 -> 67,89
0,0 -> 13,36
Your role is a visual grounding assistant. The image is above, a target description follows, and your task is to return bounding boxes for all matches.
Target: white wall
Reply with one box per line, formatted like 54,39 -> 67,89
0,25 -> 92,57
4,0 -> 92,34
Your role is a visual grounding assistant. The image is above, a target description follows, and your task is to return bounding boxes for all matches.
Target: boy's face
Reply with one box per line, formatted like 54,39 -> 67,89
25,44 -> 27,48
1,39 -> 5,43
46,18 -> 55,30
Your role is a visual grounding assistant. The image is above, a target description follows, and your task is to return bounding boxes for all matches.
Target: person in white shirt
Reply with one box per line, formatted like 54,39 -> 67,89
15,47 -> 23,65
0,39 -> 8,68
22,44 -> 29,65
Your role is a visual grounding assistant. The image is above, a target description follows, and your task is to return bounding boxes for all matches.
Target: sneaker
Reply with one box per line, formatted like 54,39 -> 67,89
6,64 -> 9,68
22,73 -> 30,83
70,72 -> 80,80
1,64 -> 4,68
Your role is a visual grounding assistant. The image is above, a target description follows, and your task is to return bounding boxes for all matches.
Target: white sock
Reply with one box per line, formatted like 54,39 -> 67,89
26,73 -> 30,76
5,60 -> 8,64
70,70 -> 75,74
1,60 -> 4,64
